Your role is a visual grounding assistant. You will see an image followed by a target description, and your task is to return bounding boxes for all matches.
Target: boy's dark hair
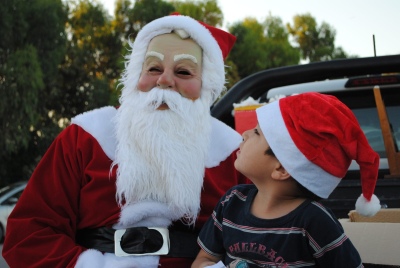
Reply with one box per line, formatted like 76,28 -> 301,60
265,147 -> 322,201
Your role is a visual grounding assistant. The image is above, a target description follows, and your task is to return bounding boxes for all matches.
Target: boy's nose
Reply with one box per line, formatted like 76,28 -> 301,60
241,129 -> 251,140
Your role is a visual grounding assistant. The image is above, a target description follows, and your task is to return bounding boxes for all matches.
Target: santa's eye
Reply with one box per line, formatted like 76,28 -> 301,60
177,69 -> 191,76
148,67 -> 162,73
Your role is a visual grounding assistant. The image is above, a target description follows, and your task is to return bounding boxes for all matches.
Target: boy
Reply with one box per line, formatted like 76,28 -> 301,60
192,92 -> 381,268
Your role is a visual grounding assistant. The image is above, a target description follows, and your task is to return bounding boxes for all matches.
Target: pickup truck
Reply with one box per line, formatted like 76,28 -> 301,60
211,54 -> 400,219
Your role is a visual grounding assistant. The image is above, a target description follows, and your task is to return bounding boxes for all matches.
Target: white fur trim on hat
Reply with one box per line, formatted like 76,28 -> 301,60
121,15 -> 225,105
256,101 -> 341,198
355,194 -> 381,217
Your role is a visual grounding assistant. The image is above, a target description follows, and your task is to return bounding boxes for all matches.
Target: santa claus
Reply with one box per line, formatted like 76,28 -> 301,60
3,14 -> 248,268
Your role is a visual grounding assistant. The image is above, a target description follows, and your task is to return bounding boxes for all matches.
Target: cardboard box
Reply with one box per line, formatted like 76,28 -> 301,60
233,105 -> 264,135
339,209 -> 400,266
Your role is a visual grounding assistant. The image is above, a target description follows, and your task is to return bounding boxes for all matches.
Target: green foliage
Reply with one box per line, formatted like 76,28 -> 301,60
0,0 -> 352,186
229,20 -> 266,78
59,0 -> 122,119
262,16 -> 300,68
0,0 -> 29,51
113,0 -> 134,44
287,13 -> 348,62
128,0 -> 175,40
26,0 -> 67,82
0,0 -> 67,185
1,45 -> 43,154
332,46 -> 352,59
224,58 -> 240,90
173,0 -> 223,27
229,15 -> 300,78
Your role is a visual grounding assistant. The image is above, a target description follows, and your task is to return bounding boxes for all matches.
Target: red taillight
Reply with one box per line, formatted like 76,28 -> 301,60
345,75 -> 400,87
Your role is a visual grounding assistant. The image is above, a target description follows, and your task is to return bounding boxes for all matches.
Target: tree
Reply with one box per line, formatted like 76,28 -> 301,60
229,16 -> 300,79
224,57 -> 240,90
332,46 -> 352,59
262,15 -> 300,69
0,0 -> 67,185
1,46 -> 43,155
229,19 -> 267,79
172,0 -> 223,27
60,0 -> 122,118
124,0 -> 175,40
113,0 -> 134,44
287,13 -> 349,62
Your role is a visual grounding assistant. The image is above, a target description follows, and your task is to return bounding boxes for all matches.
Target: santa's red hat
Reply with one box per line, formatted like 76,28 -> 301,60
169,12 -> 236,60
256,92 -> 381,217
121,14 -> 236,104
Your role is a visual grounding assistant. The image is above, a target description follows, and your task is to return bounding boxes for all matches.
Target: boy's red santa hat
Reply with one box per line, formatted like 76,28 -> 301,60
121,13 -> 236,105
256,92 -> 381,217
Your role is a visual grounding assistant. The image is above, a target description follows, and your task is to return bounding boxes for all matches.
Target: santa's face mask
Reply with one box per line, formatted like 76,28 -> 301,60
113,34 -> 211,224
137,33 -> 203,109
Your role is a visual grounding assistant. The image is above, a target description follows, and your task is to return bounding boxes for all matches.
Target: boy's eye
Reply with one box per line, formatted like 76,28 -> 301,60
254,129 -> 260,135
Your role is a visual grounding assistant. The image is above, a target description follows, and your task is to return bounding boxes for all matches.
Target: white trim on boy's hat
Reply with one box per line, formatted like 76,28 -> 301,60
256,101 -> 341,199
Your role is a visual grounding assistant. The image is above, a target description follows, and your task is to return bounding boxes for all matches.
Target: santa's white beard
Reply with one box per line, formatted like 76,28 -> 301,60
113,88 -> 212,225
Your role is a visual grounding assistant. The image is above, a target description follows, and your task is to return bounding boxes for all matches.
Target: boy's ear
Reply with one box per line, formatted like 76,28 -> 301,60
271,163 -> 291,181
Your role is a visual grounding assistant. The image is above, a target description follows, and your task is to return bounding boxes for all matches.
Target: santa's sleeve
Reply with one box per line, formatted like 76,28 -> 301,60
195,118 -> 250,226
2,124 -> 109,268
197,150 -> 249,226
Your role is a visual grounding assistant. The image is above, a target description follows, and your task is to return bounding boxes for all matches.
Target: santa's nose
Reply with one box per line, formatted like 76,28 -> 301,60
157,71 -> 175,90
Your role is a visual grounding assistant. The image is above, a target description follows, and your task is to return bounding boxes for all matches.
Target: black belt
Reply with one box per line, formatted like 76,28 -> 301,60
75,226 -> 200,258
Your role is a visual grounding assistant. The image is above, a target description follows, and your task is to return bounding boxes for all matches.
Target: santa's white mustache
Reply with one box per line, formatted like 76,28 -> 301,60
135,87 -> 191,113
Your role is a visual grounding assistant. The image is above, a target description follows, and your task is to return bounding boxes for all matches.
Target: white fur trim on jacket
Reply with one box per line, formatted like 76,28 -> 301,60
75,249 -> 160,268
71,106 -> 241,168
71,106 -> 117,161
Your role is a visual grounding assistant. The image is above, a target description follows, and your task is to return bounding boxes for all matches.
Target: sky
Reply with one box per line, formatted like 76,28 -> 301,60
98,0 -> 400,58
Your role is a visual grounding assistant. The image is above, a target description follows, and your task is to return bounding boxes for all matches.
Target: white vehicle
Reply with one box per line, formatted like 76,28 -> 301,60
0,181 -> 27,241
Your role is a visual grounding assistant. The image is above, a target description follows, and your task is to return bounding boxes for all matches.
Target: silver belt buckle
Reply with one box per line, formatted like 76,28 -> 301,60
114,227 -> 170,257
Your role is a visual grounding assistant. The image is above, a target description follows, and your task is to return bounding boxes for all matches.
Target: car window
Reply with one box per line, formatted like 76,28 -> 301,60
336,87 -> 400,158
387,106 -> 400,151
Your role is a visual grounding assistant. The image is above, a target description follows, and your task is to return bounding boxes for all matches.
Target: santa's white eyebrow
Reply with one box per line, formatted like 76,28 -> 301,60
145,51 -> 164,61
174,54 -> 198,64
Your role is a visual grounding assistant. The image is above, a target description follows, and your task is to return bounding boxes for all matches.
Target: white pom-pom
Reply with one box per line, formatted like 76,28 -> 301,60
355,194 -> 381,217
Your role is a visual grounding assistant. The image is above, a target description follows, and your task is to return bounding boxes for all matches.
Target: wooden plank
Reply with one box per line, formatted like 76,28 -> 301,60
373,86 -> 400,177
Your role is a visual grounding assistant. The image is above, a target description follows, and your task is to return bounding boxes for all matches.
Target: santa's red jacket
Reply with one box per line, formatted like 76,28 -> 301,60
2,106 -> 248,268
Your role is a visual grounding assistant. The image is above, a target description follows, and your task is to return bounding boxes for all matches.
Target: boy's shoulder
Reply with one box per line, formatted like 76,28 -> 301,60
221,184 -> 257,203
297,200 -> 340,225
